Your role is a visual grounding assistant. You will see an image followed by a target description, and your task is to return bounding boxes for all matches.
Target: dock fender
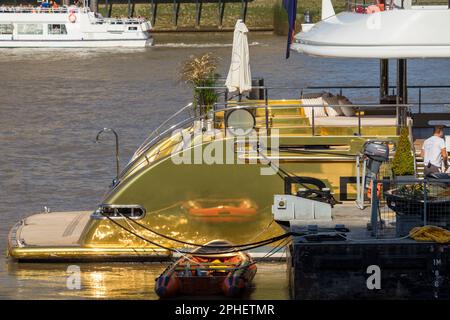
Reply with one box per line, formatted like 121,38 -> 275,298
222,275 -> 245,297
155,275 -> 179,298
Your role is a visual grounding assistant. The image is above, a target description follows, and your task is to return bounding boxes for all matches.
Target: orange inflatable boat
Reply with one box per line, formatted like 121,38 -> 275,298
155,240 -> 257,298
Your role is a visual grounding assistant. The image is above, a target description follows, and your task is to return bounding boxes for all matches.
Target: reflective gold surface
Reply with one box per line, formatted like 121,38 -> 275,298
8,101 -> 399,260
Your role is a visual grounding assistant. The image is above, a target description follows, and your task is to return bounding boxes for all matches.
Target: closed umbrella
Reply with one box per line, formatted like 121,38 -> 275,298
225,19 -> 252,94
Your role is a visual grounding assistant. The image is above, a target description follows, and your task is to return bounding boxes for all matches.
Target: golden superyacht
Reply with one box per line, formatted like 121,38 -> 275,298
11,0 -> 449,262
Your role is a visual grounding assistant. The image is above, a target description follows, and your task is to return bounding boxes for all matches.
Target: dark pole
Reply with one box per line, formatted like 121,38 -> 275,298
96,128 -> 120,181
396,59 -> 408,128
397,59 -> 407,105
379,59 -> 389,103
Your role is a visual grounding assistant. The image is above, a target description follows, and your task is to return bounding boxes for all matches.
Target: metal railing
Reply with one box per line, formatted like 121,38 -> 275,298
99,17 -> 145,24
0,6 -> 86,14
371,177 -> 450,238
346,0 -> 449,12
213,100 -> 410,136
121,83 -> 448,185
196,84 -> 450,113
121,101 -> 409,185
346,0 -> 395,12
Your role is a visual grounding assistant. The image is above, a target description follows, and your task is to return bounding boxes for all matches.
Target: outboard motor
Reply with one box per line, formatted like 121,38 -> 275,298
363,142 -> 389,187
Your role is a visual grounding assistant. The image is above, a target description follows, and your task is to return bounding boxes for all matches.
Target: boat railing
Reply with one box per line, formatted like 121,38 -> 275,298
120,101 -> 410,183
126,101 -> 410,179
213,100 -> 411,135
196,84 -> 450,114
0,6 -> 87,14
346,0 -> 449,12
132,82 -> 450,160
124,83 -> 449,181
346,0 -> 395,12
97,17 -> 146,25
134,102 -> 195,157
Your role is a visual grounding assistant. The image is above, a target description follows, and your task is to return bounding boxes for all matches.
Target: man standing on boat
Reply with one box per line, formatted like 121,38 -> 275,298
421,126 -> 448,176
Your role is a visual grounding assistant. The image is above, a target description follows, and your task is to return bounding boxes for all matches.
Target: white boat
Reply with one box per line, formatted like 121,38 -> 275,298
292,0 -> 450,58
0,4 -> 153,48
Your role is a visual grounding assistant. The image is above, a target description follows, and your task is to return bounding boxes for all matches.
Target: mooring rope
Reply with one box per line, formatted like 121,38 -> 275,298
101,212 -> 295,255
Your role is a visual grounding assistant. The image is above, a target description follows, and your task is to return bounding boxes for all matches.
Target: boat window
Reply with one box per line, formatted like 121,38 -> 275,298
0,24 -> 13,35
128,26 -> 137,31
92,204 -> 146,219
48,24 -> 67,35
17,24 -> 43,35
226,109 -> 256,136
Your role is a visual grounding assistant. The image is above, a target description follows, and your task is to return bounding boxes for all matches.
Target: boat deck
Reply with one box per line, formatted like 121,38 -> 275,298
290,202 -> 417,244
15,211 -> 91,247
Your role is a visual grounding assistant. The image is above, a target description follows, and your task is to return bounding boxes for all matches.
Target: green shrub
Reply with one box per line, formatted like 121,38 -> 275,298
392,127 -> 415,176
273,0 -> 288,36
181,53 -> 219,116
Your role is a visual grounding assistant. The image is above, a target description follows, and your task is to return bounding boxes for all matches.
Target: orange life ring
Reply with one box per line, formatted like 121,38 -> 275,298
68,13 -> 76,23
366,5 -> 381,14
189,205 -> 257,223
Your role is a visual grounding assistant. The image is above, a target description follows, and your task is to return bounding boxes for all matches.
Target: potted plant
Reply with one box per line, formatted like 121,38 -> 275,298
392,127 -> 416,181
181,53 -> 219,117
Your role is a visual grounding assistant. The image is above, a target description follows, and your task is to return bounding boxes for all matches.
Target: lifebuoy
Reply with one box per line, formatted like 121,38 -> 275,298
68,13 -> 76,23
366,5 -> 381,14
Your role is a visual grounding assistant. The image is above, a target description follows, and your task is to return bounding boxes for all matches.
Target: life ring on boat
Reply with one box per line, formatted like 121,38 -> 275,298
366,5 -> 381,14
188,205 -> 257,223
68,13 -> 76,23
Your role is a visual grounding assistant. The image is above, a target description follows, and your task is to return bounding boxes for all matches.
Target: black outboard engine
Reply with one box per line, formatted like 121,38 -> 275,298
363,142 -> 389,187
428,172 -> 450,186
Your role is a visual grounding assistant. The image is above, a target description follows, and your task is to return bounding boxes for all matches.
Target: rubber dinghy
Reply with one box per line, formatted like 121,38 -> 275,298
155,240 -> 257,298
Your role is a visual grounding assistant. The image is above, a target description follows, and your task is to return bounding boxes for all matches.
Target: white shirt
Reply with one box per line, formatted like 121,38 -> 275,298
422,135 -> 446,168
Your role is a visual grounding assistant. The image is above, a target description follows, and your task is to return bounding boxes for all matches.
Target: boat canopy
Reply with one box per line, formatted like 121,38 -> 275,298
293,4 -> 450,58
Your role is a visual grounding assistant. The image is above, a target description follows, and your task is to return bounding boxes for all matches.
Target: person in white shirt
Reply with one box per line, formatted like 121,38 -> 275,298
421,126 -> 448,177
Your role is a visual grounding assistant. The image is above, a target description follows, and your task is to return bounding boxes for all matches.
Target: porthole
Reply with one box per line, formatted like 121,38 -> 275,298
225,108 -> 255,136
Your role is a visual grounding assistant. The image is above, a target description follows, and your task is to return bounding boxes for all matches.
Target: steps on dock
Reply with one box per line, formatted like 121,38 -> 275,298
414,139 -> 425,178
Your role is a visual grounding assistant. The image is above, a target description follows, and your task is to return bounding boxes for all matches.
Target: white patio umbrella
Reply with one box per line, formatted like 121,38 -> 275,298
225,19 -> 252,94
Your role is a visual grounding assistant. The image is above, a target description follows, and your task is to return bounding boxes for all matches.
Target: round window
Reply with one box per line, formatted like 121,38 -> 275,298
226,109 -> 255,136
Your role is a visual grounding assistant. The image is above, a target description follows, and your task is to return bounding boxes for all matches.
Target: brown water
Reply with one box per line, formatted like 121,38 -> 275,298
0,32 -> 449,299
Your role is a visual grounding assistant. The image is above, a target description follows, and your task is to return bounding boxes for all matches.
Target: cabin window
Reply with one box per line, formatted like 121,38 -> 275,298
128,26 -> 137,31
0,24 -> 13,35
48,24 -> 67,35
17,24 -> 43,35
92,204 -> 146,219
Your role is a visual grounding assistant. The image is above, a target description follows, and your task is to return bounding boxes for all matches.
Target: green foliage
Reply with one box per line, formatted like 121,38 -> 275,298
395,184 -> 426,199
273,0 -> 288,36
392,127 -> 415,176
193,76 -> 219,116
181,53 -> 219,116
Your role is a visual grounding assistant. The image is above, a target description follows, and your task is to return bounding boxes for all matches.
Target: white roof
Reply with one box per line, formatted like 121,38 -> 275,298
292,8 -> 450,58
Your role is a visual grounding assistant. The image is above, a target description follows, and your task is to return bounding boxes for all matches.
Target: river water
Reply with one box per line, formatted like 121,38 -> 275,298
0,33 -> 449,299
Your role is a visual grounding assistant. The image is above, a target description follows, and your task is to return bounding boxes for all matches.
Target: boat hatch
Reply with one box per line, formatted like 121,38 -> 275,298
92,204 -> 146,219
